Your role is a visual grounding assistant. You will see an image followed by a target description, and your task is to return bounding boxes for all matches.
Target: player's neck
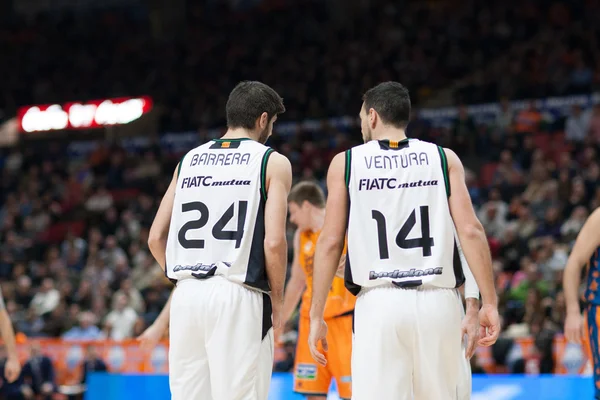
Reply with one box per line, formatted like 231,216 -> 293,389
371,128 -> 407,142
221,128 -> 257,141
309,209 -> 326,232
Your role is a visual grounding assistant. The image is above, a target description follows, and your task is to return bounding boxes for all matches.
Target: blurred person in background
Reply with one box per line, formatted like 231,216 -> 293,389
565,104 -> 591,145
104,293 -> 138,341
111,278 -> 145,315
29,278 -> 59,317
62,312 -> 104,341
21,341 -> 57,400
281,181 -> 354,400
81,345 -> 108,385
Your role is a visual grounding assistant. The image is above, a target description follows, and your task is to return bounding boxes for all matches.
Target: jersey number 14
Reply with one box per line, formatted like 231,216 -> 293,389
371,206 -> 434,259
178,201 -> 248,249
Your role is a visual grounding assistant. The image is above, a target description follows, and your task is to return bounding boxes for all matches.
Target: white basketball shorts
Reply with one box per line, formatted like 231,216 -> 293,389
169,277 -> 274,400
351,285 -> 464,400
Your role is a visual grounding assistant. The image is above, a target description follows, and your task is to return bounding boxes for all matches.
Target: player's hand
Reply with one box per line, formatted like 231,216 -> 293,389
136,323 -> 165,351
564,312 -> 585,344
461,309 -> 480,359
308,318 -> 328,366
477,304 -> 500,347
4,356 -> 20,383
274,326 -> 284,344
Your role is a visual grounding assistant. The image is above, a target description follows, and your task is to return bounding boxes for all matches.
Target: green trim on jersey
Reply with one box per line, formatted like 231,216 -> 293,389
261,148 -> 275,201
177,153 -> 185,177
437,146 -> 450,197
344,150 -> 352,188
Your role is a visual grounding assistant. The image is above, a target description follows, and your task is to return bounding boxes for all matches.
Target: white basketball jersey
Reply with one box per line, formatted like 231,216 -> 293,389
165,138 -> 273,292
344,138 -> 465,295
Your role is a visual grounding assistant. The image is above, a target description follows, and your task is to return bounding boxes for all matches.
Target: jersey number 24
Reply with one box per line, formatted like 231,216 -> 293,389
178,201 -> 248,249
371,206 -> 434,259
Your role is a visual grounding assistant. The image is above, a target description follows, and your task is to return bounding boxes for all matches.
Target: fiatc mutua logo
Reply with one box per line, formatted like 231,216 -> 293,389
181,176 -> 250,189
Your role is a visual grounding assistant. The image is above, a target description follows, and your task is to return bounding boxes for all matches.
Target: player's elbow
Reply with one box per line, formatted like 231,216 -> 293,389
457,221 -> 486,241
147,232 -> 165,252
317,233 -> 344,255
264,236 -> 286,254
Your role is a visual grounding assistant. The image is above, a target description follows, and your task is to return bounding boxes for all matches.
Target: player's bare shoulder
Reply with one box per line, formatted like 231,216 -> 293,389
266,151 -> 292,191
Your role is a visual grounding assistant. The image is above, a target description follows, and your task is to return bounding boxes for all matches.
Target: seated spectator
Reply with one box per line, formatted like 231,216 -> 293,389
29,278 -> 60,318
84,186 -> 113,214
21,341 -> 57,400
111,279 -> 145,315
565,104 -> 591,144
509,258 -> 549,303
81,345 -> 108,384
62,312 -> 105,341
104,293 -> 138,341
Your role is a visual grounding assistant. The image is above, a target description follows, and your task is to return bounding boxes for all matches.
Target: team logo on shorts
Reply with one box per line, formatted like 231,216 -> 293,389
296,363 -> 317,380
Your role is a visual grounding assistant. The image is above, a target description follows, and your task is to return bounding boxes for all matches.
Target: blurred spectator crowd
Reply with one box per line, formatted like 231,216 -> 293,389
0,0 -> 599,378
3,0 -> 600,129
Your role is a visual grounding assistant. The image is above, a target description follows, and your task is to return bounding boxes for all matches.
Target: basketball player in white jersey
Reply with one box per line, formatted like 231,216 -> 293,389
308,82 -> 500,400
147,81 -> 292,400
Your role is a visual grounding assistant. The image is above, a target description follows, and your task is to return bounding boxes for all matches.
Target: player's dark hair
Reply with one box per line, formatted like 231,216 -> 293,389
288,181 -> 325,209
362,81 -> 411,128
226,81 -> 285,130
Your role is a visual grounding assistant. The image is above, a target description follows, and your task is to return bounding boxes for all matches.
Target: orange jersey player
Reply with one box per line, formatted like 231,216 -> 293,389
564,207 -> 600,398
280,181 -> 355,400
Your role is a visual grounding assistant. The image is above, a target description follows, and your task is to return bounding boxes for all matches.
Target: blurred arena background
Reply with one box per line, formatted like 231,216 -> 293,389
0,0 -> 599,399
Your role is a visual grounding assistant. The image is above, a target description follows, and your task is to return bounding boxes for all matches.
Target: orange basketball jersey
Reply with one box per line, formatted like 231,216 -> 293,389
298,229 -> 355,319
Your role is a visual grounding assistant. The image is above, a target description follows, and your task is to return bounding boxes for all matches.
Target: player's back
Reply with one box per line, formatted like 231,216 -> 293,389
344,138 -> 465,294
297,229 -> 355,319
165,137 -> 273,292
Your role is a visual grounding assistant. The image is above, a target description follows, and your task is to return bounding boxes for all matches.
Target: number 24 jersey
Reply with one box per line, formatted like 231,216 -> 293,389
165,138 -> 273,292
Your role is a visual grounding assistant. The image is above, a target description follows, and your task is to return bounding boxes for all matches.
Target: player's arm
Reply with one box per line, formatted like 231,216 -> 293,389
564,208 -> 600,344
445,148 -> 499,346
445,149 -> 495,306
148,164 -> 179,271
0,290 -> 20,383
137,291 -> 173,350
457,231 -> 480,358
280,230 -> 306,326
310,153 -> 348,322
264,152 -> 293,328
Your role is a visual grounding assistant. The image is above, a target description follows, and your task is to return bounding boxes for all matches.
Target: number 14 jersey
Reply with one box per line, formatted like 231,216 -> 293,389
165,138 -> 273,292
344,138 -> 465,295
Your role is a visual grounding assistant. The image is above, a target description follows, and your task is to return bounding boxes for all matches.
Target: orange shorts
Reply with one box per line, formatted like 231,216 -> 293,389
294,314 -> 352,399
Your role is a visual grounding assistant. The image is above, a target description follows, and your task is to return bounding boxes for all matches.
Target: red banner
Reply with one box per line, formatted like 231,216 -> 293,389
17,96 -> 153,133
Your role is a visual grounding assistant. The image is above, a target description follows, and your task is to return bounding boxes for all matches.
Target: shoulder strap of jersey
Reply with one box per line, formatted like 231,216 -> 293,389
260,148 -> 274,201
436,146 -> 450,197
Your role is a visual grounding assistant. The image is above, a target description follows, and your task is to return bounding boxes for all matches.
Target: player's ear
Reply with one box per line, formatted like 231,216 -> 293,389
301,200 -> 310,210
368,108 -> 377,129
258,112 -> 269,130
